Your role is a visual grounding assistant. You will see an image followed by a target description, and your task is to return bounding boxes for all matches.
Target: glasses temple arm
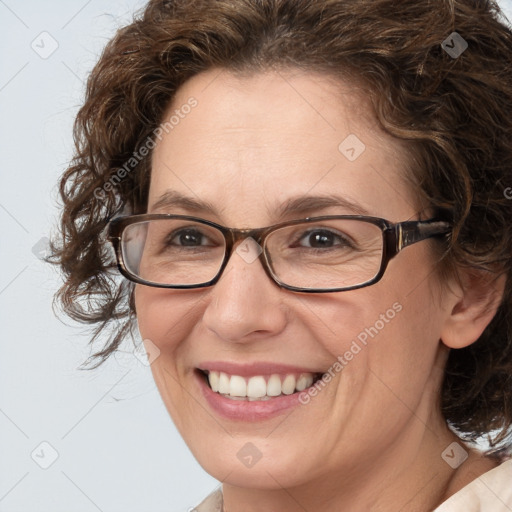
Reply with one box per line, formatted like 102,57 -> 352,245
397,220 -> 452,251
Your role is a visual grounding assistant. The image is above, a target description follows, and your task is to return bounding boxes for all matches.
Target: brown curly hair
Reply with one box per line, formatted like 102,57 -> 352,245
50,0 -> 512,453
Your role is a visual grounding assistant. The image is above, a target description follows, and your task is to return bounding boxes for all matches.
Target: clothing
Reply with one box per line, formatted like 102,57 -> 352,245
433,458 -> 512,511
194,487 -> 223,512
193,459 -> 512,511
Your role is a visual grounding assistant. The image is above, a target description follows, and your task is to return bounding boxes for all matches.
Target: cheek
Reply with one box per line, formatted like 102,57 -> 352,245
340,281 -> 446,421
135,286 -> 203,349
134,286 -> 206,430
134,287 -> 201,402
308,271 -> 445,411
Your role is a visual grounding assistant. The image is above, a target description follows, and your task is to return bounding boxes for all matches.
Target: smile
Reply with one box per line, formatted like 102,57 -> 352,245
198,370 -> 324,401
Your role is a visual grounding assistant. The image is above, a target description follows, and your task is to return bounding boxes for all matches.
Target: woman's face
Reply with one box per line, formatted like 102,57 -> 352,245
135,69 -> 452,489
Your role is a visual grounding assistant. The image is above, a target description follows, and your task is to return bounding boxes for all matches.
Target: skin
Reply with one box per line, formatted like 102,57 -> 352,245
135,69 -> 503,512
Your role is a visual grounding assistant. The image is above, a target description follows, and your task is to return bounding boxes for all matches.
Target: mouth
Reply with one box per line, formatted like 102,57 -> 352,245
196,369 -> 325,401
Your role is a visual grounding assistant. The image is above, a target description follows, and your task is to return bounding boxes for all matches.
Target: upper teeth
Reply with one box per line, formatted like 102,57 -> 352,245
207,371 -> 315,399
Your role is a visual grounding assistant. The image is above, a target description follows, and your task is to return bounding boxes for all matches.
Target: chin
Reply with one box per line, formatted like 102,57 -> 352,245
189,435 -> 318,490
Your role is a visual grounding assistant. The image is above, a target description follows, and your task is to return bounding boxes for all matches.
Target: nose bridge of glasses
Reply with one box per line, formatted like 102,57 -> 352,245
221,227 -> 272,279
226,226 -> 268,250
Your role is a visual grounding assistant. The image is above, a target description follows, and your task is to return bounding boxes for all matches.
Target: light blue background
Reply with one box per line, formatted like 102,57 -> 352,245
1,1 -> 511,511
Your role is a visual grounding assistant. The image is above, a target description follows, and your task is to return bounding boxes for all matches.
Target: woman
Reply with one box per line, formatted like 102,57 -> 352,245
51,0 -> 512,510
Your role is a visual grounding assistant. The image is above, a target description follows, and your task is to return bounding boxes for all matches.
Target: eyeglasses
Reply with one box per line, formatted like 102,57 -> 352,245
107,212 -> 452,293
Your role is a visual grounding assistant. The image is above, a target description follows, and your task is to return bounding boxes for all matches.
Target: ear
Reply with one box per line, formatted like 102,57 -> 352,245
440,269 -> 506,349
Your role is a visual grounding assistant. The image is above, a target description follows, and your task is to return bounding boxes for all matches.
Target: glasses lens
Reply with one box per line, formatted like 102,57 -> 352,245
266,219 -> 384,289
121,219 -> 226,286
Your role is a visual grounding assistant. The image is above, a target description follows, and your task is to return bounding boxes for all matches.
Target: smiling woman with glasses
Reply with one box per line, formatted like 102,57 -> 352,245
51,0 -> 512,511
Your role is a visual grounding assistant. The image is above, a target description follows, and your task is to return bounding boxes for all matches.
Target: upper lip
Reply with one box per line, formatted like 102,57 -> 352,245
197,361 -> 325,377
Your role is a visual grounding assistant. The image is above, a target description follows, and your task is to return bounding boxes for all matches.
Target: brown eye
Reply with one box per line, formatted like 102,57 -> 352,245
293,229 -> 354,250
168,228 -> 210,247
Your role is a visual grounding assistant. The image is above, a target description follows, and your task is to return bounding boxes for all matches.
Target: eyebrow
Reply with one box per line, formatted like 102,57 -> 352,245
149,190 -> 371,219
275,194 -> 370,217
151,191 -> 219,215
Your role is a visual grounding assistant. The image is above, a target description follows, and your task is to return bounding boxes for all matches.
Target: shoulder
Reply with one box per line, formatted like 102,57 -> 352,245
434,458 -> 512,512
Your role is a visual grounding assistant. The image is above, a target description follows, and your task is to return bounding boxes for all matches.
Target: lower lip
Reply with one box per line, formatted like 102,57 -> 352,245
195,370 -> 308,422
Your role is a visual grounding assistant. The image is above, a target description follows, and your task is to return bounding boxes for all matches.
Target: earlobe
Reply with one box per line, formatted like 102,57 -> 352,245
440,270 -> 506,349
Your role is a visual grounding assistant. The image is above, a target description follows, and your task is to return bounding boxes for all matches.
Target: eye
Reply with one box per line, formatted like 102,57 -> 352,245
167,228 -> 212,247
295,229 -> 353,249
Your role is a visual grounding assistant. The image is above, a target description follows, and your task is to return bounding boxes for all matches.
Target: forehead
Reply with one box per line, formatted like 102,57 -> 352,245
149,69 -> 418,224
161,68 -> 377,151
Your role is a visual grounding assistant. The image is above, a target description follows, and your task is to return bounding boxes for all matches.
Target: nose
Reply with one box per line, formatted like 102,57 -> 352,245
201,239 -> 288,343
